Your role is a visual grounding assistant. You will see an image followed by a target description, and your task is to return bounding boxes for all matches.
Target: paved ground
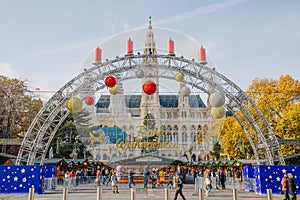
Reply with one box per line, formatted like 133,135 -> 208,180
0,182 -> 284,200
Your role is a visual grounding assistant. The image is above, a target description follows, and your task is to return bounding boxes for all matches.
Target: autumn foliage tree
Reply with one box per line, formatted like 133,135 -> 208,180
220,75 -> 300,159
0,76 -> 42,139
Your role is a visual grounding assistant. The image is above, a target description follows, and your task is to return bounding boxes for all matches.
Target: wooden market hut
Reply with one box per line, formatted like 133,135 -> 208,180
110,154 -> 188,183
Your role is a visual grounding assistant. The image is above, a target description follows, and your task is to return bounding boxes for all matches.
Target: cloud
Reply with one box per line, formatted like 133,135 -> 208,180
0,62 -> 17,78
155,0 -> 249,25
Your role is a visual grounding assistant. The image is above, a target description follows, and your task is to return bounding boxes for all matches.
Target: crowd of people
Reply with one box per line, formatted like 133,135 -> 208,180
201,167 -> 230,197
61,164 -> 297,200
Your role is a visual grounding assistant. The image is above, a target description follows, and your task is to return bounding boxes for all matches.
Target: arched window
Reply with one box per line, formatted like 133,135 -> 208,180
160,125 -> 166,142
191,131 -> 196,142
173,125 -> 178,142
182,125 -> 187,142
167,125 -> 172,142
191,154 -> 196,162
191,125 -> 196,142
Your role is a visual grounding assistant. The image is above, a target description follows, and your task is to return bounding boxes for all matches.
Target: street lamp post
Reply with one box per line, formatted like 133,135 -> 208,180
56,137 -> 61,154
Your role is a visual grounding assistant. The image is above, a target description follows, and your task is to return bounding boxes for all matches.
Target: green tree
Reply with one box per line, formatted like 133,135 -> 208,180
51,119 -> 91,159
0,76 -> 42,139
210,142 -> 222,160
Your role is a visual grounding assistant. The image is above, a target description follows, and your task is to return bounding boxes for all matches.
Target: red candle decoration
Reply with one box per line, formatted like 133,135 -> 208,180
143,81 -> 157,95
167,38 -> 174,54
94,47 -> 102,62
85,96 -> 94,105
105,76 -> 116,88
127,38 -> 133,55
199,45 -> 206,63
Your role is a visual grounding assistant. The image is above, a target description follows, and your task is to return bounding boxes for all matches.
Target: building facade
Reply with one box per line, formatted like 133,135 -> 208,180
87,19 -> 214,163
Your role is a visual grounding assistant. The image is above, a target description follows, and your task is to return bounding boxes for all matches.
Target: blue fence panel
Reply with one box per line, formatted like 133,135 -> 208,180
0,165 -> 44,194
254,165 -> 300,194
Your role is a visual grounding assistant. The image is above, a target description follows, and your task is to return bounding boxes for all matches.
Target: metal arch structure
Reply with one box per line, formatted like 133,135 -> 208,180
16,54 -> 285,165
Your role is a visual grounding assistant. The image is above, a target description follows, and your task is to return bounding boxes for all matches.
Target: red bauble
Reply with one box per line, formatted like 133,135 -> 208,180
143,81 -> 157,95
85,96 -> 94,105
105,76 -> 116,88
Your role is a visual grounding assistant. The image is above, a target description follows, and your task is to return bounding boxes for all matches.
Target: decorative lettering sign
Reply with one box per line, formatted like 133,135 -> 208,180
115,125 -> 179,149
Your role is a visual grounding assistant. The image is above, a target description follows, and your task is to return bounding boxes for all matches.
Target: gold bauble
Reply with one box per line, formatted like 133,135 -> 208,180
67,97 -> 82,113
109,85 -> 119,95
175,72 -> 184,82
211,106 -> 226,119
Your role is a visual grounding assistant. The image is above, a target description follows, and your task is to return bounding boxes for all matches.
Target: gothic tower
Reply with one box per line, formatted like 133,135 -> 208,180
140,17 -> 160,124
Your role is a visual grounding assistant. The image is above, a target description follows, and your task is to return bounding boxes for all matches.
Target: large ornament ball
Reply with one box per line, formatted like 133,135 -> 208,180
211,106 -> 226,119
135,69 -> 145,78
209,92 -> 225,107
180,86 -> 191,97
175,72 -> 184,82
85,96 -> 94,105
67,97 -> 82,113
105,76 -> 116,88
109,85 -> 119,95
143,81 -> 157,95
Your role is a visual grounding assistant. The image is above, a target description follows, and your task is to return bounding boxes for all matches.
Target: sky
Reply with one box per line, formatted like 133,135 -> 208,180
0,0 -> 299,101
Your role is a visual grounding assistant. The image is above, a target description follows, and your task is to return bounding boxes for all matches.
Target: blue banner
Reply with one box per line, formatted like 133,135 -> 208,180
0,165 -> 55,194
254,165 -> 300,194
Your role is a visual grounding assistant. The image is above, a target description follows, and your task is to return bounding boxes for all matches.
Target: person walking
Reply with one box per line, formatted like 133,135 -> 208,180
167,173 -> 174,189
64,170 -> 71,188
75,169 -> 81,186
287,173 -> 297,200
101,167 -> 106,186
281,174 -> 290,200
143,166 -> 150,188
111,172 -> 119,194
106,168 -> 112,186
158,169 -> 165,187
219,168 -> 226,189
96,169 -> 101,186
70,170 -> 76,189
128,169 -> 136,188
204,174 -> 212,197
174,172 -> 186,200
105,167 -> 110,186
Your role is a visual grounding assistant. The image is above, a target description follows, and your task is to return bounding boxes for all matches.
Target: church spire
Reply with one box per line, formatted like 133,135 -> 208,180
144,16 -> 156,55
148,16 -> 152,30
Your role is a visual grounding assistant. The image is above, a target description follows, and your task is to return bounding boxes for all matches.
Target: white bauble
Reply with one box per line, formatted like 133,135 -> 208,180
209,92 -> 225,107
180,86 -> 191,97
135,69 -> 144,78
